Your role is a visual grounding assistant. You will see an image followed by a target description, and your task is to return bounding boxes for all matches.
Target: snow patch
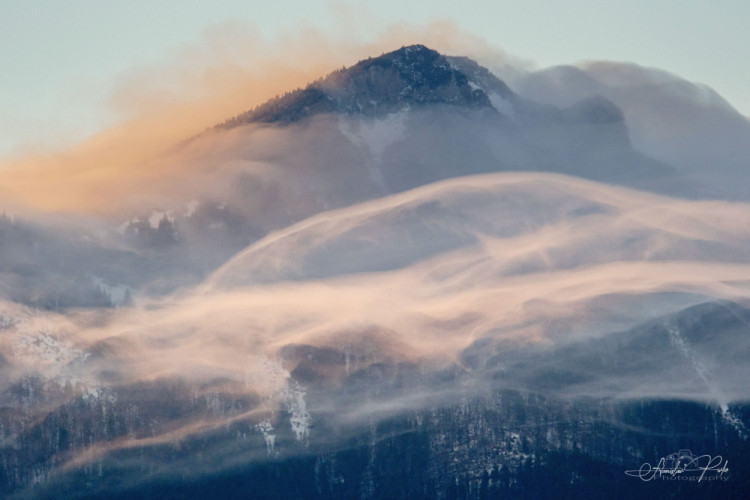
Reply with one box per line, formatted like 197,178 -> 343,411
5,307 -> 115,403
489,92 -> 514,117
255,419 -> 277,454
282,381 -> 311,442
338,111 -> 408,161
338,111 -> 408,191
667,325 -> 712,390
246,356 -> 312,443
722,409 -> 749,440
667,324 -> 735,417
83,386 -> 117,404
13,331 -> 82,366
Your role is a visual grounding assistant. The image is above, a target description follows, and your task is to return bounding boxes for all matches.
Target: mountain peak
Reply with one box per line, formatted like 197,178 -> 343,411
221,45 -> 511,127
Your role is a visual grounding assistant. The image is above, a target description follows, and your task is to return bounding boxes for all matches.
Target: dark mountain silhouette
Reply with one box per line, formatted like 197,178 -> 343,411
220,44 -> 625,128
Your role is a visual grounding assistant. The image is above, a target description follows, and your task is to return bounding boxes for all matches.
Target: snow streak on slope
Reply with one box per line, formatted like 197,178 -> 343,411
338,111 -> 408,162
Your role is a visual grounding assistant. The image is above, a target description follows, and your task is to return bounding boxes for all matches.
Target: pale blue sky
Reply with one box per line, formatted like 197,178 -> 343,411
1,0 -> 748,157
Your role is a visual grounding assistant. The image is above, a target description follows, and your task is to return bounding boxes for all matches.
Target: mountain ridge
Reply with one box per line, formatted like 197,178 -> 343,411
220,45 -> 496,125
217,44 -> 623,128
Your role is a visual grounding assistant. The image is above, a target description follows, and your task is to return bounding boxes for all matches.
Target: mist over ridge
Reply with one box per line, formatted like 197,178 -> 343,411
1,40 -> 749,498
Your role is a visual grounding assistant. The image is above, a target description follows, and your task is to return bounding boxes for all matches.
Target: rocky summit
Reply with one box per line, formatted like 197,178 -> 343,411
222,44 -> 520,124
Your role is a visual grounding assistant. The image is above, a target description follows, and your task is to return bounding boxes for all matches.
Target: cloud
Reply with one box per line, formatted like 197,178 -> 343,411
8,172 -> 750,396
0,16 -> 525,214
514,60 -> 750,198
3,8 -> 749,214
4,171 -> 750,484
